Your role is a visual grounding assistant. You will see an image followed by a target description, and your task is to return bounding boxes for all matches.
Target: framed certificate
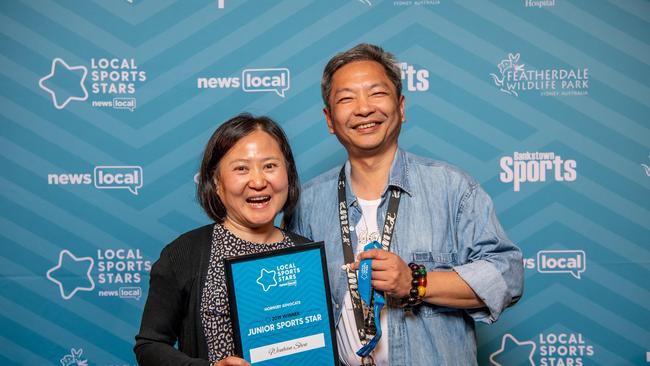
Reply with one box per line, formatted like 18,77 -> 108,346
224,242 -> 339,366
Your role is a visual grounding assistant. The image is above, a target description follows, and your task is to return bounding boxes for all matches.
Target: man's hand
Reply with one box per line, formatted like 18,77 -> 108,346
350,248 -> 412,298
350,249 -> 485,308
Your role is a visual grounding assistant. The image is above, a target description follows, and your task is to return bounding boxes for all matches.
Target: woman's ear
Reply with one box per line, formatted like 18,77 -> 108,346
213,174 -> 221,197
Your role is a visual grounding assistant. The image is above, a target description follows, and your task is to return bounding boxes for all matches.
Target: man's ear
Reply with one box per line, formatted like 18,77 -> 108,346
399,95 -> 406,123
324,107 -> 335,134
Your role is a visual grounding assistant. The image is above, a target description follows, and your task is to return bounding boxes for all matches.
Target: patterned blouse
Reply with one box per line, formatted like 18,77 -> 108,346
200,223 -> 294,363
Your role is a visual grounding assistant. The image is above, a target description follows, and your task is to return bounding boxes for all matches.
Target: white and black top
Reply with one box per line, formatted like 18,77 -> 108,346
200,223 -> 294,363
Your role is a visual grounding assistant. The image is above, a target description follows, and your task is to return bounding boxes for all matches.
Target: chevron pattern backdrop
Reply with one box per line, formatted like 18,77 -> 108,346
1,0 -> 649,365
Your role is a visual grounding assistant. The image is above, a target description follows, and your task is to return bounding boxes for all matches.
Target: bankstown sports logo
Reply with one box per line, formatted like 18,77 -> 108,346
60,348 -> 88,366
490,332 -> 594,365
490,53 -> 588,97
197,68 -> 290,97
47,248 -> 151,300
523,250 -> 586,279
398,62 -> 430,92
500,152 -> 577,192
47,165 -> 144,195
39,57 -> 146,111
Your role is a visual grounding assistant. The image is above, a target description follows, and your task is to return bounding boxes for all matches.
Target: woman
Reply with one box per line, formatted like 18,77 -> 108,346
134,114 -> 307,366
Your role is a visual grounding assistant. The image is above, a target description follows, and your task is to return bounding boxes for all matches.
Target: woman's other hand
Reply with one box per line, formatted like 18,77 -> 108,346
214,355 -> 250,366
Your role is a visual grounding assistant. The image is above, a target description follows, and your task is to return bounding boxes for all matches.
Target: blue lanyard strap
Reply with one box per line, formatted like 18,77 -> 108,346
356,241 -> 386,358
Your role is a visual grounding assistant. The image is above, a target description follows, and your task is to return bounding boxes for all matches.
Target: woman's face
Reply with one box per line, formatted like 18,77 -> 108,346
216,130 -> 289,231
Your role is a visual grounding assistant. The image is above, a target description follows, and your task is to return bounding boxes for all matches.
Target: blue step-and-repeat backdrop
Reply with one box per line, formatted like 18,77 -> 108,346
1,1 -> 649,365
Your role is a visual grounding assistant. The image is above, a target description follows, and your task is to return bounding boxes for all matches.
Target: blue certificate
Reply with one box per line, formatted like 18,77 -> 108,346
224,242 -> 339,366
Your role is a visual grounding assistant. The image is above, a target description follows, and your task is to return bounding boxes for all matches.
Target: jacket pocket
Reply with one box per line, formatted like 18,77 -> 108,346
411,251 -> 457,270
419,303 -> 462,318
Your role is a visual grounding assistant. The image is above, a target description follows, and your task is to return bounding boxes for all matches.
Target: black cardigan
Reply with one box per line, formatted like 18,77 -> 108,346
134,224 -> 309,366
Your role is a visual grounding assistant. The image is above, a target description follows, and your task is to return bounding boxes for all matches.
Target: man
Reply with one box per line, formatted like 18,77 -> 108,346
288,43 -> 523,366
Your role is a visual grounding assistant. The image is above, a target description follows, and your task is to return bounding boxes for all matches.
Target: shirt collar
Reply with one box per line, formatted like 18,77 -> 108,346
386,147 -> 412,196
343,147 -> 412,207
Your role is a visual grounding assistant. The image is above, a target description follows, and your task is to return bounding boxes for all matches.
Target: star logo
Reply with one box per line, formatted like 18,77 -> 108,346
489,333 -> 536,366
38,58 -> 89,109
47,250 -> 95,300
256,268 -> 277,292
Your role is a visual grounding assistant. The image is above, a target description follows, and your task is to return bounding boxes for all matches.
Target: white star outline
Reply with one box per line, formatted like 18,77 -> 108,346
38,58 -> 89,110
256,268 -> 277,292
46,249 -> 95,300
489,333 -> 536,366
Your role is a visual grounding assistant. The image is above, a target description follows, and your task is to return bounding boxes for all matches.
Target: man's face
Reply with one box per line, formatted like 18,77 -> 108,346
324,60 -> 405,157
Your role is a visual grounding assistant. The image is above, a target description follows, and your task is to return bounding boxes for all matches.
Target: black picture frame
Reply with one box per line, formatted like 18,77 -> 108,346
224,241 -> 340,365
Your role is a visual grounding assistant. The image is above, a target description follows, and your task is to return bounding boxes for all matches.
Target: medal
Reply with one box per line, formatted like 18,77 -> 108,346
360,355 -> 376,366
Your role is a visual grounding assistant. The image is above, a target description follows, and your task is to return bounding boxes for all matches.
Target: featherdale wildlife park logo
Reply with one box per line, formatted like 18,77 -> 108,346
641,155 -> 650,177
490,53 -> 589,97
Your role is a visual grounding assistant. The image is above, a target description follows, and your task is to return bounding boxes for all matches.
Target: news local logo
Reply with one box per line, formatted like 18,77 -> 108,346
500,152 -> 576,192
197,68 -> 290,97
47,165 -> 143,195
524,250 -> 586,279
111,97 -> 136,111
39,57 -> 146,111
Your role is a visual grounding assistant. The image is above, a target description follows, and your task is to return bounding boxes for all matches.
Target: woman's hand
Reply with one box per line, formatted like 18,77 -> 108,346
213,356 -> 250,366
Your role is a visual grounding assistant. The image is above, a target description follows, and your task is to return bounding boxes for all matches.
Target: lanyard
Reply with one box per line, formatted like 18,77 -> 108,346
337,165 -> 401,342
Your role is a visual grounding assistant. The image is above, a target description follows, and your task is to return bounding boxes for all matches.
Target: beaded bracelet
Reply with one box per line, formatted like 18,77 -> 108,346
402,263 -> 427,309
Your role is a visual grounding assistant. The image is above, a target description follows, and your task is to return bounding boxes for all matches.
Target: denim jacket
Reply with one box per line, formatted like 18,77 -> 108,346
288,148 -> 523,366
